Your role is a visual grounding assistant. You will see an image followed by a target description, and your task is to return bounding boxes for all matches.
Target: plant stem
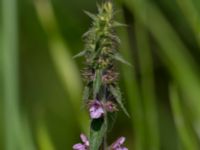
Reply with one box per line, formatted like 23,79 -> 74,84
169,83 -> 200,150
103,133 -> 107,150
2,0 -> 19,149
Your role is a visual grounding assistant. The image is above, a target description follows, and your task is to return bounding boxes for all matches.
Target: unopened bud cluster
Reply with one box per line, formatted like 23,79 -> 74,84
82,1 -> 120,119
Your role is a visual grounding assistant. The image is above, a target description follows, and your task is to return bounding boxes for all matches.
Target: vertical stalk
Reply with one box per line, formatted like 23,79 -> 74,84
103,86 -> 107,150
0,10 -> 3,150
2,0 -> 19,149
135,22 -> 160,150
120,32 -> 144,150
34,0 -> 88,132
103,120 -> 107,150
117,5 -> 145,150
169,83 -> 200,150
176,0 -> 200,48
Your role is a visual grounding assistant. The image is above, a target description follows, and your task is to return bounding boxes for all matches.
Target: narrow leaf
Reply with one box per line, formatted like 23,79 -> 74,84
72,50 -> 86,59
96,3 -> 102,13
110,85 -> 130,117
93,70 -> 102,98
113,53 -> 132,67
84,10 -> 97,20
82,29 -> 92,38
108,34 -> 121,43
83,86 -> 90,103
107,112 -> 117,131
113,21 -> 127,27
90,118 -> 107,150
169,83 -> 200,150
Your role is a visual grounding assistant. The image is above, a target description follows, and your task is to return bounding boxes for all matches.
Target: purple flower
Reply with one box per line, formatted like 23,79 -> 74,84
110,137 -> 128,150
73,134 -> 89,150
89,100 -> 104,119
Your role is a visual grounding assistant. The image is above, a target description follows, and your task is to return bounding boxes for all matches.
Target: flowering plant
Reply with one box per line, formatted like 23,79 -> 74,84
73,1 -> 130,149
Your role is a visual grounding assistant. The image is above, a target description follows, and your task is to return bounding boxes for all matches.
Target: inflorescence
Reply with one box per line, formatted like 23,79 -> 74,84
73,1 -> 129,150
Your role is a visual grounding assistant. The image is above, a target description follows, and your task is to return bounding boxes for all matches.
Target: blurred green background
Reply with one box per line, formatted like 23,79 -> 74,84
2,0 -> 200,149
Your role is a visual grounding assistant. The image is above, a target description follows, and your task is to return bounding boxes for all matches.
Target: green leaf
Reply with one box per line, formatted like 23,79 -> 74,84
169,83 -> 200,150
108,34 -> 121,44
96,3 -> 102,13
113,21 -> 127,27
82,29 -> 92,38
89,47 -> 101,62
93,70 -> 102,98
90,118 -> 107,150
84,10 -> 97,20
72,50 -> 86,59
110,85 -> 130,117
107,112 -> 117,131
113,53 -> 132,67
83,86 -> 90,103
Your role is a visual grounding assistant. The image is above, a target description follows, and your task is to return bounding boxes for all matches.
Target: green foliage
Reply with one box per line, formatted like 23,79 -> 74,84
113,53 -> 132,67
136,22 -> 160,150
169,83 -> 200,150
93,69 -> 102,98
110,85 -> 130,117
83,86 -> 90,103
2,0 -> 200,149
90,118 -> 107,150
73,50 -> 86,59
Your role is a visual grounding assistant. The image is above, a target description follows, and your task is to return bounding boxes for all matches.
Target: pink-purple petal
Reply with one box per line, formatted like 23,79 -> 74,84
117,137 -> 126,145
89,100 -> 104,119
73,134 -> 89,150
111,137 -> 128,150
90,107 -> 104,119
73,143 -> 85,150
116,148 -> 127,150
80,134 -> 88,144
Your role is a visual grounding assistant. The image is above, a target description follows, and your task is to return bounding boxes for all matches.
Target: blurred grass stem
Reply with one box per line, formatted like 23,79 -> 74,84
34,0 -> 88,132
118,7 -> 145,150
2,0 -> 22,149
136,22 -> 160,150
2,0 -> 19,148
123,0 -> 200,138
169,83 -> 200,150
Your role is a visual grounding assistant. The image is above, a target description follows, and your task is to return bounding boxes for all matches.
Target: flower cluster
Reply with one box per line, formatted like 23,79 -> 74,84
73,1 -> 129,149
80,0 -> 129,122
89,100 -> 118,119
73,134 -> 128,150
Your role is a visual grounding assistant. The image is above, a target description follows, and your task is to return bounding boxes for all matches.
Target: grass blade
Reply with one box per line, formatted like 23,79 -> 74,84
123,0 -> 200,138
117,6 -> 145,149
169,83 -> 200,150
37,119 -> 55,150
2,0 -> 21,149
176,0 -> 200,47
34,0 -> 89,132
135,22 -> 160,150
